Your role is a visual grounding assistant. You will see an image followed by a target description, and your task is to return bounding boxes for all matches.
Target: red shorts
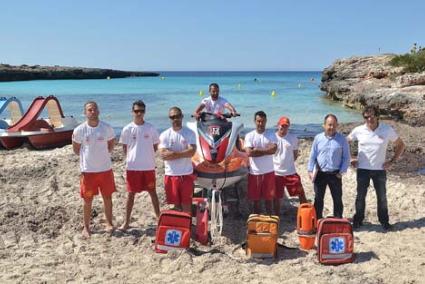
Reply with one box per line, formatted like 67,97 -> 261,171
275,173 -> 304,198
164,175 -> 194,206
248,172 -> 275,201
80,170 -> 116,199
126,170 -> 156,193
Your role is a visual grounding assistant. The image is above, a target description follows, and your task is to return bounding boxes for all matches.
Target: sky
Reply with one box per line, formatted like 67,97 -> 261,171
1,0 -> 424,71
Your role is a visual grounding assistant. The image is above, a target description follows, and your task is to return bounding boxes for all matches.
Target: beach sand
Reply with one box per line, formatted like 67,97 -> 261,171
1,121 -> 424,283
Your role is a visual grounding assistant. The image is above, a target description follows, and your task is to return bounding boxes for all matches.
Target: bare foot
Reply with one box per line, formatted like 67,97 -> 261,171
119,223 -> 130,232
82,228 -> 91,239
105,224 -> 114,234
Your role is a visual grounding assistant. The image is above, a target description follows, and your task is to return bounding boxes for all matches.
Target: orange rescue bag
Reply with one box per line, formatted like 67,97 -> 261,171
246,214 -> 279,258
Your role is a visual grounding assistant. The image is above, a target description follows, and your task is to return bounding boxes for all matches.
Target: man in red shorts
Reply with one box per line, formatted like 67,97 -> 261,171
244,111 -> 278,214
273,116 -> 308,216
159,107 -> 196,213
119,100 -> 161,231
72,101 -> 116,238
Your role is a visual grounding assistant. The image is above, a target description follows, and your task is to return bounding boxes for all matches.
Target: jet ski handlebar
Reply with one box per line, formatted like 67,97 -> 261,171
192,112 -> 240,120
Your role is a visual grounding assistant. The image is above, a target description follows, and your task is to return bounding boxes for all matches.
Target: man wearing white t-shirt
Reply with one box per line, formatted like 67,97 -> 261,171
273,116 -> 307,216
72,101 -> 116,238
244,111 -> 278,214
159,107 -> 196,213
193,83 -> 237,118
119,100 -> 160,231
348,106 -> 405,231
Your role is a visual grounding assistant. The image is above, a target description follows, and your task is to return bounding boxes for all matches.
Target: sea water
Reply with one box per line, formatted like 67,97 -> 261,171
0,71 -> 361,137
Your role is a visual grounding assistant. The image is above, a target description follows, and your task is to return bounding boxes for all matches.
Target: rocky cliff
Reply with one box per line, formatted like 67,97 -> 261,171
0,64 -> 159,82
320,55 -> 425,126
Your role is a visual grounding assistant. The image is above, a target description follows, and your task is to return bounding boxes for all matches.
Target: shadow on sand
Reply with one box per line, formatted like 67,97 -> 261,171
354,217 -> 425,233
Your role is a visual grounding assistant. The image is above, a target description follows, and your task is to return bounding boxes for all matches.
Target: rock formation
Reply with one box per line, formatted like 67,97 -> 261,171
0,64 -> 159,82
320,55 -> 425,126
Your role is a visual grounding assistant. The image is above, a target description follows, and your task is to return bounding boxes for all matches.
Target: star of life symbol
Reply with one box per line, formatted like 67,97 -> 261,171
329,237 -> 345,254
165,229 -> 182,246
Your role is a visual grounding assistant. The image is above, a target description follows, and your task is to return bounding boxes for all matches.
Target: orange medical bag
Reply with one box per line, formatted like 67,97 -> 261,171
316,217 -> 354,264
246,214 -> 279,258
155,210 -> 192,253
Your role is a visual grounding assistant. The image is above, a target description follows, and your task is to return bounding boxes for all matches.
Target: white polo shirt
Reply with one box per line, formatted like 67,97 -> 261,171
273,132 -> 299,176
119,121 -> 159,171
72,121 -> 115,173
201,96 -> 229,114
159,127 -> 196,176
348,123 -> 398,170
244,129 -> 277,175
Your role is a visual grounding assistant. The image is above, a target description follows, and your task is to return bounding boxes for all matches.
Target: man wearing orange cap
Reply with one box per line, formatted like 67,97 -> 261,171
273,116 -> 307,215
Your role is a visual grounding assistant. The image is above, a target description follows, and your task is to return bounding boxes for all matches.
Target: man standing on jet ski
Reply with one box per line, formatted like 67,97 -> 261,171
193,83 -> 238,119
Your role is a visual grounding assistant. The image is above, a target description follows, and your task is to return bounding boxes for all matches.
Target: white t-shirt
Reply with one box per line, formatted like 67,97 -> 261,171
201,96 -> 229,114
273,132 -> 299,176
119,121 -> 159,171
244,129 -> 278,175
159,127 -> 196,176
348,123 -> 398,170
72,121 -> 115,173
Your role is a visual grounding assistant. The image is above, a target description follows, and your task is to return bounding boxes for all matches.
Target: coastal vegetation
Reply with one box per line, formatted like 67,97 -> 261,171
390,43 -> 425,73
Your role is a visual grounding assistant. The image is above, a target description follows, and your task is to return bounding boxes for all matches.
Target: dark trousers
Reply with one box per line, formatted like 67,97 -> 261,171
314,171 -> 343,219
353,169 -> 389,225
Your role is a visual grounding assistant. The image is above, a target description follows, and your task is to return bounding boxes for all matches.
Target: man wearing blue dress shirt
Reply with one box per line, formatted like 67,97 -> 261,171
307,114 -> 350,219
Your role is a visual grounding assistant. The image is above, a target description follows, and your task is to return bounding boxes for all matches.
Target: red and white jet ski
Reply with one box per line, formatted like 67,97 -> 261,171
187,112 -> 248,238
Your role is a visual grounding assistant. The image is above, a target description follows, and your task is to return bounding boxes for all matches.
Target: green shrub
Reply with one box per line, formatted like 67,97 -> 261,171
390,43 -> 425,73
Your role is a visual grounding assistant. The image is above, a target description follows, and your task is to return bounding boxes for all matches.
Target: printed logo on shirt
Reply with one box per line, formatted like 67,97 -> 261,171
144,134 -> 150,139
97,136 -> 105,141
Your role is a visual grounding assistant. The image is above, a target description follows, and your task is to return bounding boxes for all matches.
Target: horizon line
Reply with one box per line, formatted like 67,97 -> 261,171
152,70 -> 322,73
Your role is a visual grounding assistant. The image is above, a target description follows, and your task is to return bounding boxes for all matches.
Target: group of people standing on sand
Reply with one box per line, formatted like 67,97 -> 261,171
72,100 -> 196,238
72,83 -> 405,238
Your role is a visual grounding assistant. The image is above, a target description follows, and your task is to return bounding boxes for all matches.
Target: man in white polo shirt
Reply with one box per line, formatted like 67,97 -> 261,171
244,111 -> 278,214
119,100 -> 160,231
348,106 -> 405,231
193,83 -> 237,118
159,106 -> 196,213
72,101 -> 116,238
273,116 -> 307,216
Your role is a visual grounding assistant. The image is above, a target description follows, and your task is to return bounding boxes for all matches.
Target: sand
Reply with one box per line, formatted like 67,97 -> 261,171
1,121 -> 424,284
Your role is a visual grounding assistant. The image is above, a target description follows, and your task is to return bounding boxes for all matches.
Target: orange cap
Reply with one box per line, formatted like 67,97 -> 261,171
277,116 -> 290,126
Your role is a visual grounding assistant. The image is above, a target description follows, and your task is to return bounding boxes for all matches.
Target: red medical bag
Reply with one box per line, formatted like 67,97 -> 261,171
316,217 -> 354,264
155,210 -> 192,253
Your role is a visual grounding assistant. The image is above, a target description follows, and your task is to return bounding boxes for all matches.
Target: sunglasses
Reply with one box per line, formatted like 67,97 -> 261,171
169,114 -> 182,120
133,109 -> 145,113
363,115 -> 375,119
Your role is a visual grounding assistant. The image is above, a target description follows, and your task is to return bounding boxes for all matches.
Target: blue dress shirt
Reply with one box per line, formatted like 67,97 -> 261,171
307,132 -> 350,173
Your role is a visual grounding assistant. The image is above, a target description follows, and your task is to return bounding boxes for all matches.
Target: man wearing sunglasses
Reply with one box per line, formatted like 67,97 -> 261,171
348,106 -> 405,231
159,107 -> 196,213
273,116 -> 307,216
119,100 -> 161,231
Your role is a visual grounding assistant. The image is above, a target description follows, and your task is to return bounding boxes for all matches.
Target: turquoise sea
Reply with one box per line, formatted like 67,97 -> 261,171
0,71 -> 361,137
